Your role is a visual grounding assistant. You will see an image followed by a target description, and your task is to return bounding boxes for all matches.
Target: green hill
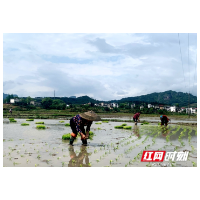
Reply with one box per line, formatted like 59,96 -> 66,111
117,90 -> 196,107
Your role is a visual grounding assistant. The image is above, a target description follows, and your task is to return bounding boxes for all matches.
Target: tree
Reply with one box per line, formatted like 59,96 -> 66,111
5,94 -> 14,103
26,96 -> 32,105
41,98 -> 53,109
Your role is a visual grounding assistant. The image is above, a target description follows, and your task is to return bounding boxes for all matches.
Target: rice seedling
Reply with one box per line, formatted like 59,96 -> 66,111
180,141 -> 185,146
35,164 -> 38,167
35,122 -> 44,124
102,121 -> 109,123
9,118 -> 14,121
89,131 -> 94,135
191,145 -> 195,153
13,162 -> 20,166
26,159 -> 29,162
121,123 -> 127,126
59,121 -> 65,123
72,160 -> 76,163
94,149 -> 98,153
10,119 -> 17,122
95,122 -> 102,124
37,155 -> 41,159
36,125 -> 46,129
96,159 -> 100,162
57,157 -> 61,160
21,123 -> 29,126
146,162 -> 151,167
110,160 -> 113,164
123,126 -> 132,129
192,162 -> 197,167
97,127 -> 101,130
46,149 -> 49,152
114,126 -> 124,129
88,162 -> 92,166
65,123 -> 70,126
62,133 -> 71,140
20,155 -> 24,157
26,119 -> 34,121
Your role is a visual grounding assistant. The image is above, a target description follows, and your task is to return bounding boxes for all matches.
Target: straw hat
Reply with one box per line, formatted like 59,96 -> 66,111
79,110 -> 101,121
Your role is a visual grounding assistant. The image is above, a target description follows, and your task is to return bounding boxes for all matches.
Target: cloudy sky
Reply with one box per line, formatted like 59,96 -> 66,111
3,33 -> 197,100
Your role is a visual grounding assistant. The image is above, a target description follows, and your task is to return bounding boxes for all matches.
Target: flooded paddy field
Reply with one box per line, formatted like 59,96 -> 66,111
3,118 -> 197,167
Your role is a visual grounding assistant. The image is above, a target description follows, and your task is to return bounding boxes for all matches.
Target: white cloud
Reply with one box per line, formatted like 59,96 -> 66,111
3,33 -> 197,100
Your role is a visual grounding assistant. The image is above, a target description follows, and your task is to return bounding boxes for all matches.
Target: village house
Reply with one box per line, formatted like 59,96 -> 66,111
110,103 -> 119,108
186,108 -> 196,114
170,106 -> 177,112
140,105 -> 144,109
159,105 -> 164,110
148,104 -> 154,108
10,98 -> 20,104
131,103 -> 135,108
164,106 -> 171,112
30,101 -> 41,106
154,105 -> 159,109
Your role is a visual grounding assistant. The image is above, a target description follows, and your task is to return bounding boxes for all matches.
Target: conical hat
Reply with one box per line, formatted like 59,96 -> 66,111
79,110 -> 101,121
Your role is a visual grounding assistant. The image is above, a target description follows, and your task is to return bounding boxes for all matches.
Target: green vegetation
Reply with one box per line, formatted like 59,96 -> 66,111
9,118 -> 14,120
123,126 -> 132,129
35,122 -> 44,124
21,123 -> 29,126
59,121 -> 65,123
121,123 -> 127,126
114,126 -> 124,129
62,133 -> 71,140
65,123 -> 70,126
36,125 -> 46,129
102,121 -> 109,123
10,119 -> 17,122
26,119 -> 34,121
95,122 -> 102,124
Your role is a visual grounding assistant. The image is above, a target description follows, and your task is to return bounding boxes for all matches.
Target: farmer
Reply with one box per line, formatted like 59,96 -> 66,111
69,110 -> 101,146
9,109 -> 12,115
160,115 -> 170,127
133,112 -> 140,125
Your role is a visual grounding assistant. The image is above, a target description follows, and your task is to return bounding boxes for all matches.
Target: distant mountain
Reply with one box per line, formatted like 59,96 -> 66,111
117,90 -> 197,107
60,90 -> 197,107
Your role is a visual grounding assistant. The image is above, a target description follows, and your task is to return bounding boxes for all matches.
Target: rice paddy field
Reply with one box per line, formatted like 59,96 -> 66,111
3,118 -> 197,167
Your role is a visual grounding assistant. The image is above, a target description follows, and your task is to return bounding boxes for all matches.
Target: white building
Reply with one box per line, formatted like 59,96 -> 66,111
10,98 -> 20,104
131,103 -> 135,108
148,104 -> 154,108
170,106 -> 176,112
110,103 -> 119,108
186,108 -> 196,114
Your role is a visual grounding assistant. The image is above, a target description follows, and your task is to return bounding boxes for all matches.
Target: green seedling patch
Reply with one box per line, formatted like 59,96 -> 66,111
26,119 -> 34,121
114,126 -> 124,129
121,123 -> 127,126
36,125 -> 46,129
59,121 -> 65,123
35,122 -> 44,124
65,123 -> 70,126
21,123 -> 29,126
62,133 -> 71,140
10,120 -> 17,122
123,126 -> 132,129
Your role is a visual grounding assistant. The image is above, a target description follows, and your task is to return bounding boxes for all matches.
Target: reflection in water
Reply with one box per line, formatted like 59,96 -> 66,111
133,126 -> 141,138
68,145 -> 90,167
161,127 -> 170,137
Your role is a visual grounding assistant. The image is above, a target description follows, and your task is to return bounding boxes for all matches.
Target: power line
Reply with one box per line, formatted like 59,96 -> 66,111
178,33 -> 186,91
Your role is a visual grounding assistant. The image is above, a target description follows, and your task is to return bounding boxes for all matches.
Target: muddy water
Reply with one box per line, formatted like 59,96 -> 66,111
3,119 -> 197,167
